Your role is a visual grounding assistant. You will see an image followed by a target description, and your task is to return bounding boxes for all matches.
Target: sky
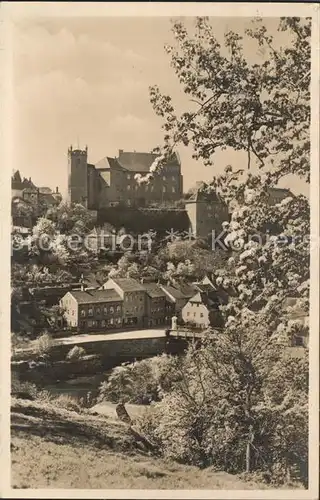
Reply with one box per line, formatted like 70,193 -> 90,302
11,16 -> 309,197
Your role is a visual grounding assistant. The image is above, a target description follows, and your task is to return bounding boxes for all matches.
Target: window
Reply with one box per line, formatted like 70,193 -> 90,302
88,308 -> 93,317
200,313 -> 204,318
172,186 -> 176,193
72,310 -> 74,316
163,186 -> 166,193
116,305 -> 121,312
117,317 -> 122,324
172,176 -> 175,181
127,185 -> 131,191
187,312 -> 190,317
101,320 -> 106,327
163,175 -> 166,181
110,306 -> 114,313
80,309 -> 86,317
104,307 -> 108,315
151,186 -> 154,192
194,312 -> 196,317
110,317 -> 114,325
96,307 -> 101,314
127,173 -> 131,180
88,320 -> 93,327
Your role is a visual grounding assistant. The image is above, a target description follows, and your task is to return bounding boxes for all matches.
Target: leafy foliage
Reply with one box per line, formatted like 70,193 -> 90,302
98,355 -> 177,405
149,17 -> 310,182
66,345 -> 87,361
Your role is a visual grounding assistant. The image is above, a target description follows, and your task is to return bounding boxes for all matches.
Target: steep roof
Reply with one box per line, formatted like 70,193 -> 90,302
39,193 -> 58,205
117,150 -> 180,173
268,187 -> 293,197
189,291 -> 220,308
95,156 -> 126,171
160,285 -> 189,301
110,278 -> 146,292
69,289 -> 122,304
185,187 -> 222,204
143,282 -> 167,299
38,187 -> 52,194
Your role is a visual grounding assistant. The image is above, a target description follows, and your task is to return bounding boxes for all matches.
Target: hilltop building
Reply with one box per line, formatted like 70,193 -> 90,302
11,170 -> 62,224
184,187 -> 229,239
67,146 -> 183,209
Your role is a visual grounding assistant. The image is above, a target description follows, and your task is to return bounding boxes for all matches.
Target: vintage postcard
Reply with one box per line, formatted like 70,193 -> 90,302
1,2 -> 319,499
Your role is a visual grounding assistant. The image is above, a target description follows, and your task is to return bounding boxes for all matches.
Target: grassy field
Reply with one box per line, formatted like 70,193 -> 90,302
11,397 -> 299,490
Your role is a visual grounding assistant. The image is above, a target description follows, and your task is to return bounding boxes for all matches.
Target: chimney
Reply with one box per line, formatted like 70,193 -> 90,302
119,149 -> 123,156
56,187 -> 59,193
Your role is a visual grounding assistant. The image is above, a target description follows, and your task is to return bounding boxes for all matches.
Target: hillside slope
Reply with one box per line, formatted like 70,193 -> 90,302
11,398 -> 296,490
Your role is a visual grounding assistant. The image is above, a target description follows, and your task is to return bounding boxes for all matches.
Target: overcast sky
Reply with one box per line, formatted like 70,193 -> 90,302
12,16 -> 309,197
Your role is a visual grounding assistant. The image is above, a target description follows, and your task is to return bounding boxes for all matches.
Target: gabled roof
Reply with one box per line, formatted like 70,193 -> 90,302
117,150 -> 180,173
95,157 -> 126,171
69,289 -> 122,304
185,186 -> 222,204
143,282 -> 167,299
39,193 -> 58,205
268,187 -> 293,197
110,278 -> 146,292
160,285 -> 189,301
189,291 -> 220,308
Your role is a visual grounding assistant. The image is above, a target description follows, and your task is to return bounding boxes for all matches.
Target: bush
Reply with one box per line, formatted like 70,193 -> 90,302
34,332 -> 53,357
53,394 -> 81,413
66,345 -> 86,361
133,343 -> 308,485
98,355 -> 177,405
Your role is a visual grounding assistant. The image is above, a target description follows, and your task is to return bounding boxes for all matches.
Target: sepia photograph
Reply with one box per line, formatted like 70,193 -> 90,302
1,2 -> 319,498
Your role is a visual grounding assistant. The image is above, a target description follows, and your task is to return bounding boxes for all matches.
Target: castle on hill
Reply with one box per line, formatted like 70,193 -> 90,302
67,146 -> 183,210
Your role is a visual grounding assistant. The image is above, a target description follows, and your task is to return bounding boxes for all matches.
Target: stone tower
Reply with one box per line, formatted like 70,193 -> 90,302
185,187 -> 229,239
67,145 -> 88,207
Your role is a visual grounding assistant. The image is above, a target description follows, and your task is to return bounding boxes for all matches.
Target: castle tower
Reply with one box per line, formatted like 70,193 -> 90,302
67,145 -> 88,207
185,187 -> 229,239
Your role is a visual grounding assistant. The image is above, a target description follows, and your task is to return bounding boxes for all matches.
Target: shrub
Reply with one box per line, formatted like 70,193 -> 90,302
133,342 -> 309,485
53,394 -> 81,413
34,332 -> 53,357
98,355 -> 176,405
66,345 -> 86,361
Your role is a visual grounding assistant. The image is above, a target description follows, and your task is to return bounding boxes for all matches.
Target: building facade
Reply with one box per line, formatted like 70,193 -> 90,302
101,278 -> 147,328
68,146 -> 183,209
60,289 -> 123,330
185,188 -> 229,239
143,282 -> 175,327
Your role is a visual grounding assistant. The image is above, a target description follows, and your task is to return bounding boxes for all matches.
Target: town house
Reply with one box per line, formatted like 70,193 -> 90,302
182,289 -> 224,329
60,289 -> 123,331
101,278 -> 147,327
143,282 -> 175,327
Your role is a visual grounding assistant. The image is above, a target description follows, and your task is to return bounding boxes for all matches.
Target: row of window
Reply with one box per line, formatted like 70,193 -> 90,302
80,305 -> 121,317
126,174 -> 177,181
126,185 -> 176,193
186,312 -> 204,318
81,317 -> 122,328
124,305 -> 144,313
151,305 -> 173,313
125,295 -> 143,302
